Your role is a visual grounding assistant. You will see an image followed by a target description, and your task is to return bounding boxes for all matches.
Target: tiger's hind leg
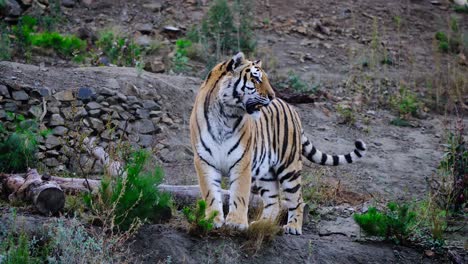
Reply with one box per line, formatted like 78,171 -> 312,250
256,171 -> 281,222
279,169 -> 305,235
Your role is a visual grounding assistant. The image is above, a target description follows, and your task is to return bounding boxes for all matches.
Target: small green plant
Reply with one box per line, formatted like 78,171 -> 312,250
0,113 -> 50,173
95,31 -> 142,67
83,149 -> 171,231
277,71 -> 318,94
354,202 -> 417,244
336,105 -> 356,126
434,17 -> 465,54
182,200 -> 218,235
172,38 -> 192,73
0,23 -> 12,60
453,4 -> 468,13
30,32 -> 86,58
390,86 -> 421,120
390,117 -> 412,127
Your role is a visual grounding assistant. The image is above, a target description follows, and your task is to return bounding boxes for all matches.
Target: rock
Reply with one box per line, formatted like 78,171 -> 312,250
109,105 -> 125,112
0,85 -> 10,98
161,116 -> 174,126
136,23 -> 153,34
1,0 -> 22,21
147,57 -> 166,73
88,109 -> 101,117
318,216 -> 360,238
134,119 -> 156,134
454,0 -> 467,7
100,87 -> 115,96
49,114 -> 65,126
142,100 -> 160,110
12,90 -> 29,101
86,101 -> 102,110
101,129 -> 116,140
76,27 -> 97,41
28,105 -> 43,118
143,2 -> 163,12
89,118 -> 105,132
44,158 -> 60,167
3,102 -> 17,112
46,150 -> 60,156
54,90 -> 75,101
116,92 -> 127,101
135,35 -> 152,46
61,0 -> 76,7
138,134 -> 153,147
136,108 -> 150,119
52,126 -> 68,136
127,96 -> 139,104
77,87 -> 96,100
45,135 -> 61,149
0,110 -> 6,119
62,107 -> 87,120
150,110 -> 162,117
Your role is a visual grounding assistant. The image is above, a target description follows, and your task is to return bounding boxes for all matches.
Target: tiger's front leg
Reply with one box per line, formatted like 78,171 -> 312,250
225,157 -> 251,230
194,156 -> 225,228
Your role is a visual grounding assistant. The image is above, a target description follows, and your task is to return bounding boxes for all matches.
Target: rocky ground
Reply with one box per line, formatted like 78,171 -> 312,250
1,0 -> 467,263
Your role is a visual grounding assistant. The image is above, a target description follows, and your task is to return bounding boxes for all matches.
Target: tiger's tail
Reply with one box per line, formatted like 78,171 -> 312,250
301,131 -> 366,166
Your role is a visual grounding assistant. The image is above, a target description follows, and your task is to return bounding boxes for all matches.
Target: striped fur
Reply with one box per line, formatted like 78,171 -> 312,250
190,52 -> 366,234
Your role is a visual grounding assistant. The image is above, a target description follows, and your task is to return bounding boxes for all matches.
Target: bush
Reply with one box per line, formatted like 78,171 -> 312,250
390,86 -> 421,119
30,32 -> 86,57
183,200 -> 218,236
172,38 -> 192,73
0,114 -> 50,173
95,31 -> 142,67
84,149 -> 171,231
354,202 -> 416,244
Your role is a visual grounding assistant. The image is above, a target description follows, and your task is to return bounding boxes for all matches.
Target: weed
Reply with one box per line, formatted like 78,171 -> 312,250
0,23 -> 12,60
242,220 -> 281,255
277,71 -> 318,94
183,200 -> 218,236
354,202 -> 417,244
0,113 -> 50,173
336,105 -> 356,126
172,38 -> 192,73
436,118 -> 467,212
390,117 -> 412,127
434,17 -> 465,54
390,86 -> 421,119
30,32 -> 86,58
95,31 -> 142,67
453,4 -> 468,13
83,149 -> 171,231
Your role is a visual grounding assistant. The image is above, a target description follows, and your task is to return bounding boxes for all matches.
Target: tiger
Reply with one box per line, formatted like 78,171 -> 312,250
190,52 -> 366,235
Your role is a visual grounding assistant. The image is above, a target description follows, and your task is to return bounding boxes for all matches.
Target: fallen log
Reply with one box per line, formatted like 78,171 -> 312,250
1,172 -> 308,223
1,169 -> 65,215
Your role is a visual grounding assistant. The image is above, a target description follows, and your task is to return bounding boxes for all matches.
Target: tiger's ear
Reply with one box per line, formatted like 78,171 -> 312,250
254,60 -> 262,68
229,52 -> 245,71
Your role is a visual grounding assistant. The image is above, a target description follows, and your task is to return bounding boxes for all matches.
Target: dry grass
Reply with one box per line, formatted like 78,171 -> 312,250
242,219 -> 282,255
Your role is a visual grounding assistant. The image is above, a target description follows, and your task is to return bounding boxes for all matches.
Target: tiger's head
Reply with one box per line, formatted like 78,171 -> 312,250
218,52 -> 275,116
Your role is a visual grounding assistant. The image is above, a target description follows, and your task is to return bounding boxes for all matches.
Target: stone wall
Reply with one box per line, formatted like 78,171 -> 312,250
0,62 -> 200,175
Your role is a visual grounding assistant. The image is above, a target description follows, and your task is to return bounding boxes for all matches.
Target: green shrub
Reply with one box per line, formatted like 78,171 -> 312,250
30,32 -> 86,57
390,87 -> 420,119
0,114 -> 50,173
84,150 -> 171,231
276,71 -> 318,94
172,38 -> 192,73
183,200 -> 218,235
336,105 -> 356,126
354,202 -> 417,244
95,31 -> 142,67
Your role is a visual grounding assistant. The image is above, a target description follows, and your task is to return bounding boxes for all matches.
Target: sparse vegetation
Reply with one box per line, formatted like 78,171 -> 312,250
336,105 -> 356,126
83,149 -> 171,231
354,202 -> 417,244
243,220 -> 281,255
172,38 -> 192,73
183,199 -> 218,236
0,113 -> 50,173
95,31 -> 142,67
390,86 -> 421,121
434,17 -> 465,54
276,71 -> 319,94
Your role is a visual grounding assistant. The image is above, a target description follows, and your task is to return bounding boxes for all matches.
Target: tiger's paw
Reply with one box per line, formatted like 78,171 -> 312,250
212,215 -> 225,229
225,213 -> 248,230
283,224 -> 302,235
